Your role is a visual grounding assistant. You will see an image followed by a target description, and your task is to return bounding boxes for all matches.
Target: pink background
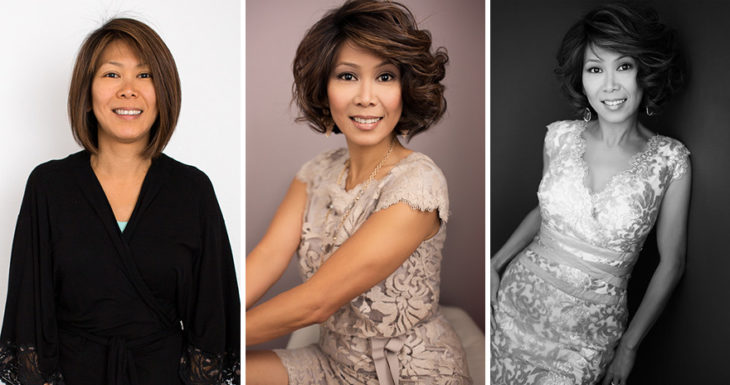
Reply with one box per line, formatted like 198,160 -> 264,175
246,0 -> 485,350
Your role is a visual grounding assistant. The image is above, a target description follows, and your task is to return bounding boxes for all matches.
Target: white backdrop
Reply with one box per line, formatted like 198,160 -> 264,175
0,0 -> 240,323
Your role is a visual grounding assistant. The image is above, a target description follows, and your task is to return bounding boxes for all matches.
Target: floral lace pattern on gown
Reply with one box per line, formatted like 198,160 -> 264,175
491,120 -> 690,385
274,148 -> 471,385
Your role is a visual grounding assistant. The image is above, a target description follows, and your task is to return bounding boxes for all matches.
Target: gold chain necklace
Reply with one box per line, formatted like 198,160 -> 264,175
325,138 -> 395,245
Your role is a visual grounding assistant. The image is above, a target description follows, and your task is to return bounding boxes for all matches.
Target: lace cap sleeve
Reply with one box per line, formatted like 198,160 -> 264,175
669,139 -> 691,182
544,120 -> 581,161
374,153 -> 449,223
295,148 -> 347,185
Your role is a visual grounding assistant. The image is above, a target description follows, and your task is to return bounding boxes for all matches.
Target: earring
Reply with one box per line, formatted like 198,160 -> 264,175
582,107 -> 592,122
645,106 -> 655,117
400,130 -> 409,140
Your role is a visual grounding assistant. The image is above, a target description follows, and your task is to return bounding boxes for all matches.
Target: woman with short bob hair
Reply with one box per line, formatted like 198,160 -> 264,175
68,18 -> 181,158
0,18 -> 239,385
292,0 -> 447,140
246,0 -> 471,384
555,2 -> 684,120
491,2 -> 690,385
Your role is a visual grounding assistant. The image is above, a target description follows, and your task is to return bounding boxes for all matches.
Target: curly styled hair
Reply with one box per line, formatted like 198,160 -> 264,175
292,0 -> 448,139
68,18 -> 181,158
555,2 -> 684,118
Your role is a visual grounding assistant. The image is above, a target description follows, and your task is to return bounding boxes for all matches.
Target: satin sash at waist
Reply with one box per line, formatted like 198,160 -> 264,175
322,311 -> 442,385
519,226 -> 639,305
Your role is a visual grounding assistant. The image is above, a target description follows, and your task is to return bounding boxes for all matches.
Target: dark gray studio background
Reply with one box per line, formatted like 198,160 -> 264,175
246,0 -> 485,351
493,0 -> 730,383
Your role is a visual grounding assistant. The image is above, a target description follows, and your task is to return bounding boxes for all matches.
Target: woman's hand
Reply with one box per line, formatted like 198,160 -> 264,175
601,344 -> 636,385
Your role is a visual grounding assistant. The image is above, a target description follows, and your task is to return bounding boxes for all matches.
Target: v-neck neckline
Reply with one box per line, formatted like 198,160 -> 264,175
82,151 -> 161,238
575,122 -> 658,197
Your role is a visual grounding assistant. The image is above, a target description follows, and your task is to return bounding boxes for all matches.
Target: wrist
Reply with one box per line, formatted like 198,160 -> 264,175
491,256 -> 505,272
491,249 -> 513,270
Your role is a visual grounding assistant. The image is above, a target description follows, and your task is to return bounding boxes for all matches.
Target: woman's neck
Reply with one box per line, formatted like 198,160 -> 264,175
593,115 -> 645,146
345,135 -> 400,186
91,141 -> 151,178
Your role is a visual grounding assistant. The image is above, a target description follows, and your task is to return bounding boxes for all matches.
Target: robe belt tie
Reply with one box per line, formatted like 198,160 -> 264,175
59,326 -> 180,385
370,335 -> 406,385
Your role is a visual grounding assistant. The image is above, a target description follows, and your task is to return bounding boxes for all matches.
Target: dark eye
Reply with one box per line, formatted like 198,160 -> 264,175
139,72 -> 153,79
337,72 -> 356,81
378,73 -> 395,82
618,63 -> 633,71
586,67 -> 601,74
102,72 -> 120,78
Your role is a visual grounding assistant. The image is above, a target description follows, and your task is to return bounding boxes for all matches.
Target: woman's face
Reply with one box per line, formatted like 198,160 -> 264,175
582,44 -> 643,125
327,42 -> 402,147
91,40 -> 158,149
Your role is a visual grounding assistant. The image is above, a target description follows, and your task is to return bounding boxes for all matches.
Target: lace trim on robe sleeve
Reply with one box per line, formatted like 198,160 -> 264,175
179,345 -> 239,385
0,342 -> 64,385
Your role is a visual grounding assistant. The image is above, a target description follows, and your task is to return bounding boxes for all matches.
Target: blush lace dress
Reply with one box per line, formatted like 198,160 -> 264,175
491,120 -> 690,385
274,148 -> 472,385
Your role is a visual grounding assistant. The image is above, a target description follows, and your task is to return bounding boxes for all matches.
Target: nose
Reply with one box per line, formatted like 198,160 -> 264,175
354,80 -> 376,106
603,70 -> 619,92
118,79 -> 138,98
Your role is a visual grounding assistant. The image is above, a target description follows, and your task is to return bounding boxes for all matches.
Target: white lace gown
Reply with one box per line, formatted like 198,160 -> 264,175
491,120 -> 690,385
274,148 -> 472,385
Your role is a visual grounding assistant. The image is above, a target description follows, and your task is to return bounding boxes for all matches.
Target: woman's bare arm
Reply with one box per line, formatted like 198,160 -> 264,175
622,164 -> 691,348
491,206 -> 541,272
491,142 -> 550,272
490,143 -> 550,311
603,161 -> 692,385
245,178 -> 307,309
245,202 -> 439,345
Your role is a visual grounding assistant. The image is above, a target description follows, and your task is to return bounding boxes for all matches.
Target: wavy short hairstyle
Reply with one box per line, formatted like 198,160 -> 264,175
68,18 -> 181,158
555,2 -> 684,118
293,0 -> 448,139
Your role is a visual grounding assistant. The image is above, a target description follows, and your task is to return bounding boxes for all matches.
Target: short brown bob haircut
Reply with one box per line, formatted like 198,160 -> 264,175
293,0 -> 448,140
555,2 -> 684,118
68,18 -> 181,158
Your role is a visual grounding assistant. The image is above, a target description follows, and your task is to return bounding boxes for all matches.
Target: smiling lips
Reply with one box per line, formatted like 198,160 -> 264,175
602,98 -> 627,109
350,115 -> 383,130
113,108 -> 143,116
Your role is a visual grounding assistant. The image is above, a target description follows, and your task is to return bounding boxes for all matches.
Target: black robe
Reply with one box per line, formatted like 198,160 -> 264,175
0,151 -> 240,385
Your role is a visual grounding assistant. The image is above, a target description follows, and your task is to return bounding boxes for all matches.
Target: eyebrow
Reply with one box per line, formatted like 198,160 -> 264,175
584,52 -> 633,64
102,61 -> 149,67
334,60 -> 394,69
